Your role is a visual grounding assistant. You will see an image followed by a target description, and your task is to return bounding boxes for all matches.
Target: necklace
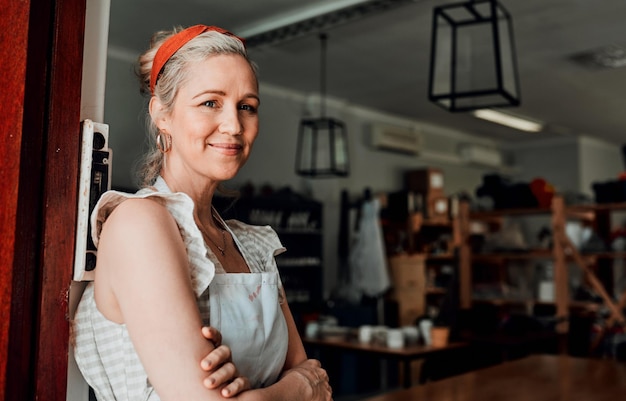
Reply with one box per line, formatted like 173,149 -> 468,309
206,228 -> 227,256
199,211 -> 227,256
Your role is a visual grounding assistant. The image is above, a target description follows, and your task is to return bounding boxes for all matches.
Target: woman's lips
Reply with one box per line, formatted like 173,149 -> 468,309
209,142 -> 243,155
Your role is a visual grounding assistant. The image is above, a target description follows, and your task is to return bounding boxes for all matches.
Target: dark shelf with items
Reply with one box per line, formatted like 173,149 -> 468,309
459,196 -> 626,358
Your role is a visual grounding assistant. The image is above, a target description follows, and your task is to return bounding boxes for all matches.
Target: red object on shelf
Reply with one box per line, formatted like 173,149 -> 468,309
530,178 -> 555,208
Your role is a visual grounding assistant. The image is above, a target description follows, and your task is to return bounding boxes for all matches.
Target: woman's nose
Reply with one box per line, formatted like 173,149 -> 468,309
219,106 -> 243,135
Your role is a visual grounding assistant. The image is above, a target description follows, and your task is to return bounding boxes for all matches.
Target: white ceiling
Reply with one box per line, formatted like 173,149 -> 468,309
108,0 -> 626,146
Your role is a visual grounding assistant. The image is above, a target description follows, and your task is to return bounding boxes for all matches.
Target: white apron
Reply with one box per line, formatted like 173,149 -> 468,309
208,271 -> 288,388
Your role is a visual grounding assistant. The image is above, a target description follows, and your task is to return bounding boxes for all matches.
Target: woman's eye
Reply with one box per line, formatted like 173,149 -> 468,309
202,100 -> 217,108
239,104 -> 257,113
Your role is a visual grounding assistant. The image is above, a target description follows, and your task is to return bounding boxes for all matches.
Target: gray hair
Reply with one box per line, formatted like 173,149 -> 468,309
134,27 -> 258,187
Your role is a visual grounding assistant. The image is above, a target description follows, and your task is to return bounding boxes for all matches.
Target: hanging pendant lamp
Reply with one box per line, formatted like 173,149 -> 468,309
428,0 -> 521,112
295,33 -> 349,178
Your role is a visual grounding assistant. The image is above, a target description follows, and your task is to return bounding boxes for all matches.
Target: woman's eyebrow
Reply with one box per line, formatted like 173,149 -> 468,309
192,90 -> 259,103
192,89 -> 226,99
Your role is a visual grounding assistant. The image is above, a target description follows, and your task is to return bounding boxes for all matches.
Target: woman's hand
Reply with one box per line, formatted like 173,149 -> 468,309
280,359 -> 332,401
200,326 -> 251,398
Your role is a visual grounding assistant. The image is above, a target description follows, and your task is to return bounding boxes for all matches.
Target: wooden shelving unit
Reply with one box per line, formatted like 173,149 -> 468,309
458,196 -> 626,335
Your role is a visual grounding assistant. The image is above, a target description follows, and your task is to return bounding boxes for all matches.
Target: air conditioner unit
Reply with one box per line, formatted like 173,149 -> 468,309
458,144 -> 503,168
370,123 -> 422,155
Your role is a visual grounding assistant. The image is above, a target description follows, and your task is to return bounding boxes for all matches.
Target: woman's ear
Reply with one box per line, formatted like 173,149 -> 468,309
149,96 -> 169,133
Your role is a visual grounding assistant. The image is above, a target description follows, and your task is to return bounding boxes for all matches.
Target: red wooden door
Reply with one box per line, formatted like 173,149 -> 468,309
1,0 -> 86,400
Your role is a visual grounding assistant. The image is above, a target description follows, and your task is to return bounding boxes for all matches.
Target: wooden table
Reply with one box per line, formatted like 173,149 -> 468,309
303,337 -> 468,389
360,354 -> 626,401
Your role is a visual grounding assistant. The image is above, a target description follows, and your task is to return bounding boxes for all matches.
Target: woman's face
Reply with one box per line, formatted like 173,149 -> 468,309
157,54 -> 259,184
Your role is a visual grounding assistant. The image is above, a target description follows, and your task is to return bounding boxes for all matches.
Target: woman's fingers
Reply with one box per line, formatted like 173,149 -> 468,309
198,326 -> 251,397
201,326 -> 222,348
202,359 -> 251,397
202,360 -> 236,388
281,359 -> 333,401
220,376 -> 252,398
200,345 -> 232,372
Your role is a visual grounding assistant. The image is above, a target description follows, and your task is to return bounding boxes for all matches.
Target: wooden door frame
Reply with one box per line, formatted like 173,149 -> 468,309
1,0 -> 86,400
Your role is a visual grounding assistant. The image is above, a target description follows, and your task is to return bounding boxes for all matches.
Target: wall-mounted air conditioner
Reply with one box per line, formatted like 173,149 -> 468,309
370,123 -> 423,155
458,144 -> 503,168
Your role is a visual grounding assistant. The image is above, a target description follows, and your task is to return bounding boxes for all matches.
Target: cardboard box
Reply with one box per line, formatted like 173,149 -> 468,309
391,288 -> 425,326
388,254 -> 426,325
388,254 -> 426,290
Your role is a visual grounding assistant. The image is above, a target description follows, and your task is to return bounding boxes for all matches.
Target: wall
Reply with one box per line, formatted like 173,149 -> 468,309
103,52 -> 147,190
505,137 -> 581,194
579,136 -> 623,197
103,53 -> 622,299
504,135 -> 623,197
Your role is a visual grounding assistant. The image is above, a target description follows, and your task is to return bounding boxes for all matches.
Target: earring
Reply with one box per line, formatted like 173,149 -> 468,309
156,132 -> 172,154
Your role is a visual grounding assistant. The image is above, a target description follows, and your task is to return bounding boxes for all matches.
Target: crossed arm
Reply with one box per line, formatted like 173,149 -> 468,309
94,198 -> 331,401
201,321 -> 331,400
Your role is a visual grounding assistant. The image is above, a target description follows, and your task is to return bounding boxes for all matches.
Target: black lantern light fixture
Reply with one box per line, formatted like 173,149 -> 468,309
428,0 -> 521,112
295,33 -> 349,177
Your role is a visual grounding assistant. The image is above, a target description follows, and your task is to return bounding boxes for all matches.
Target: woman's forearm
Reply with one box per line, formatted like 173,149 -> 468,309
233,369 -> 312,401
235,374 -> 306,401
231,359 -> 331,401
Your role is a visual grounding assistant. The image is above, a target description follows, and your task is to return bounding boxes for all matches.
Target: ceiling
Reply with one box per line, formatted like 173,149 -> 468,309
108,0 -> 626,145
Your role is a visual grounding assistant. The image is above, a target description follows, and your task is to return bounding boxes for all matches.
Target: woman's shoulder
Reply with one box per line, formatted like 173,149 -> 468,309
91,188 -> 178,247
104,197 -> 171,231
90,187 -> 215,296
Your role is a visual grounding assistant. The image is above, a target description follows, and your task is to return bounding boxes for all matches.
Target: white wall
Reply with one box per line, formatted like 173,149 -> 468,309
579,136 -> 623,197
503,135 -> 623,198
504,136 -> 581,194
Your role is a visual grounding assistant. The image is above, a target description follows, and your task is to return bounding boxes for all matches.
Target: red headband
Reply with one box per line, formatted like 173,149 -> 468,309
149,25 -> 245,94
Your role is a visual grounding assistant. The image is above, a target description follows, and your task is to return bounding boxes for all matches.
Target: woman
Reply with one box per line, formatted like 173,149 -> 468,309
73,25 -> 332,401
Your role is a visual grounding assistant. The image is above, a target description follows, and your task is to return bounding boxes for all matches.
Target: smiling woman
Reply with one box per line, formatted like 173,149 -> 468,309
150,54 -> 260,184
72,25 -> 332,401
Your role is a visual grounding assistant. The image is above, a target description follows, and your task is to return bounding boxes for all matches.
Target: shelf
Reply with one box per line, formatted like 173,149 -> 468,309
425,253 -> 455,262
471,298 -> 602,312
470,250 -> 626,263
577,251 -> 626,260
421,219 -> 452,227
471,298 -> 531,306
426,287 -> 447,295
566,202 -> 626,213
470,207 -> 552,220
569,301 -> 602,312
472,249 -> 553,262
560,202 -> 626,223
471,250 -> 626,263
